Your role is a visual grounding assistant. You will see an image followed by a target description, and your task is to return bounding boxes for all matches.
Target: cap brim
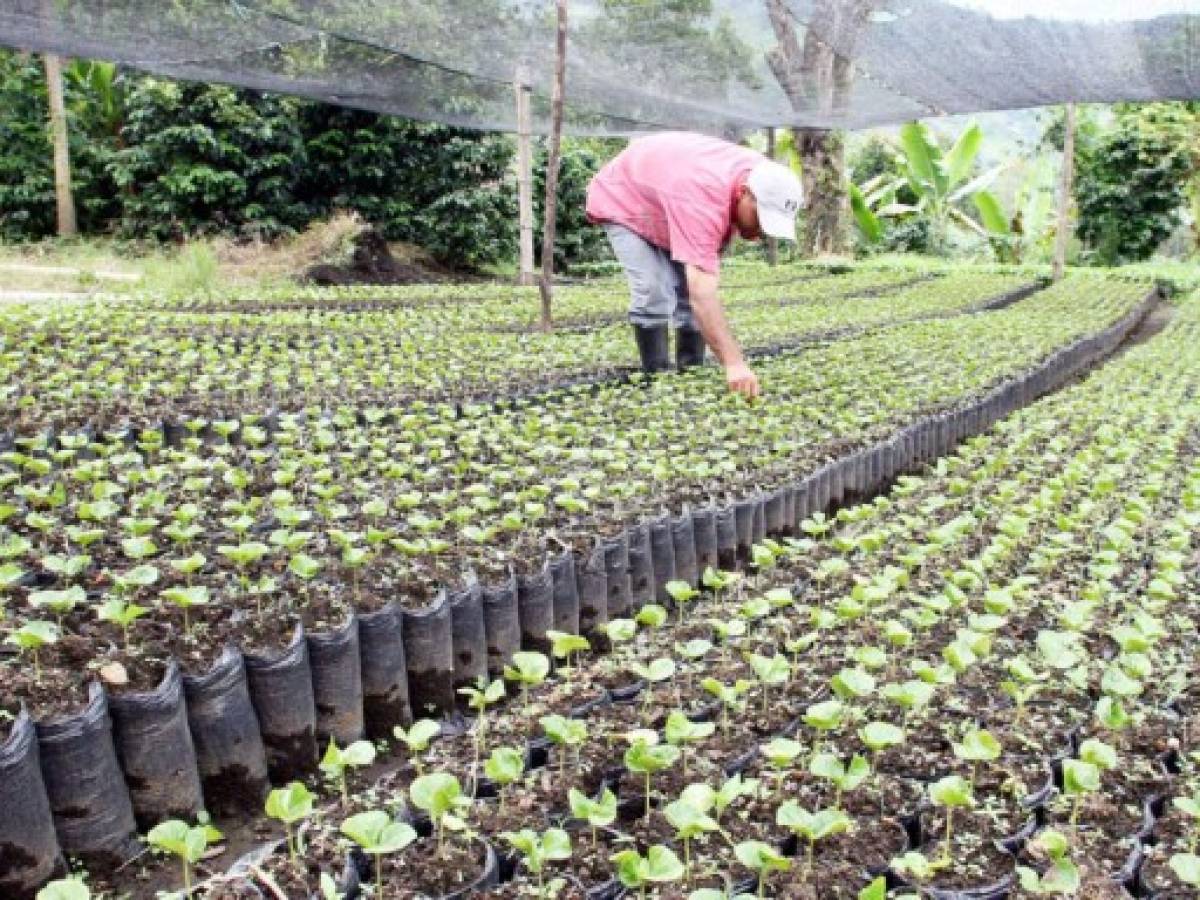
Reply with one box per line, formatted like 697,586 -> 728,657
759,206 -> 797,242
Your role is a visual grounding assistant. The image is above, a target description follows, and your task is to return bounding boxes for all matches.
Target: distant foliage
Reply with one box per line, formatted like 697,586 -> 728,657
1075,116 -> 1190,265
111,80 -> 309,241
0,50 -> 612,271
0,52 -> 115,239
535,138 -> 615,271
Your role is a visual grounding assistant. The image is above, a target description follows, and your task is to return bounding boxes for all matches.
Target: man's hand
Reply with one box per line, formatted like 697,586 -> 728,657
725,362 -> 761,399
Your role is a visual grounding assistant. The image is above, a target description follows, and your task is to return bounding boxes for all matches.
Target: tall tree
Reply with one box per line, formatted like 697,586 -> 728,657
766,0 -> 879,255
43,53 -> 77,237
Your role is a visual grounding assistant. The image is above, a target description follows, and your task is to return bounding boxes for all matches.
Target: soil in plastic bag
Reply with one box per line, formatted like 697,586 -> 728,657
183,648 -> 270,818
482,575 -> 522,679
108,662 -> 204,829
516,560 -> 555,652
548,551 -> 580,636
450,580 -> 488,691
308,614 -> 365,746
244,627 -> 319,782
36,683 -> 139,867
0,711 -> 64,899
359,602 -> 413,738
403,592 -> 456,718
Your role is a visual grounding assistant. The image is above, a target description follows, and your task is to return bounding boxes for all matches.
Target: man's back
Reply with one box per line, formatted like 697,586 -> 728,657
586,132 -> 762,274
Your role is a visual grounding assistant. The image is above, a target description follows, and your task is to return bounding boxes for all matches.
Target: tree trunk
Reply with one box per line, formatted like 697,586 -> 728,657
514,66 -> 536,286
538,0 -> 568,333
796,128 -> 845,255
765,0 -> 878,257
1052,103 -> 1076,282
43,53 -> 78,238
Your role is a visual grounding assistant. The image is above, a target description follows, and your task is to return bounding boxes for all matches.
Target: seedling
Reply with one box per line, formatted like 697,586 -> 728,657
502,828 -> 572,898
160,585 -> 209,634
340,810 -> 418,899
635,603 -> 668,630
504,650 -> 550,712
146,815 -> 223,896
320,738 -> 376,802
1169,853 -> 1200,888
859,722 -> 906,812
36,878 -> 90,900
666,580 -> 699,624
624,732 -> 681,818
713,773 -> 760,825
665,711 -> 714,776
702,677 -> 752,735
1016,829 -> 1080,895
4,620 -> 59,680
632,656 -> 676,715
540,714 -> 587,775
803,699 -> 847,743
96,595 -> 149,648
1062,758 -> 1101,830
664,794 -> 720,879
568,786 -> 617,848
776,803 -> 851,879
547,629 -> 590,677
459,676 -> 505,768
809,753 -> 871,810
747,652 -> 790,715
761,737 -> 803,798
952,728 -> 1001,785
393,718 -> 440,774
484,746 -> 524,812
265,781 -> 315,863
612,845 -> 685,900
1173,793 -> 1200,853
409,772 -> 470,859
929,775 -> 974,865
28,586 -> 84,625
733,840 -> 790,899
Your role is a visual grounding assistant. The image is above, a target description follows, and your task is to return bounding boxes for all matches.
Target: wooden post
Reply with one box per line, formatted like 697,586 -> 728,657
538,0 -> 568,333
43,53 -> 77,237
765,126 -> 778,266
514,65 -> 536,286
1052,103 -> 1077,283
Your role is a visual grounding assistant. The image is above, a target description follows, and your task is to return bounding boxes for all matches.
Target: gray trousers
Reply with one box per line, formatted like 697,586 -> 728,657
603,223 -> 695,328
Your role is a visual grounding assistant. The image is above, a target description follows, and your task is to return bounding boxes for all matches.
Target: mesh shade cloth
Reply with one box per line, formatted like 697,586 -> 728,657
0,0 -> 1197,134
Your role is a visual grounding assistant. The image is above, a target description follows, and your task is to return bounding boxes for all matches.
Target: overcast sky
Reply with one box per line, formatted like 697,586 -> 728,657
942,0 -> 1200,21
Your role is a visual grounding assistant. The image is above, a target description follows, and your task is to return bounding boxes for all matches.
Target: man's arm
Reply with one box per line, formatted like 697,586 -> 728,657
686,264 -> 761,399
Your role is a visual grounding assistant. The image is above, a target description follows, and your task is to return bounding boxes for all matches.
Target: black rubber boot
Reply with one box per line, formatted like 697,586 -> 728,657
675,326 -> 707,371
632,324 -> 670,374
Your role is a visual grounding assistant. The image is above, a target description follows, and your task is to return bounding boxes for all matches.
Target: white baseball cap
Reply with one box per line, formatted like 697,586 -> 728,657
746,160 -> 804,242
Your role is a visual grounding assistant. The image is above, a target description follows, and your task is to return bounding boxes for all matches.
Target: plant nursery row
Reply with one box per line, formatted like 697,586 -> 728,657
0,264 -> 1186,900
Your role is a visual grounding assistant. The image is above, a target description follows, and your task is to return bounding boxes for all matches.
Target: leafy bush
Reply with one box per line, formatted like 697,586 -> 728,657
110,80 -> 309,241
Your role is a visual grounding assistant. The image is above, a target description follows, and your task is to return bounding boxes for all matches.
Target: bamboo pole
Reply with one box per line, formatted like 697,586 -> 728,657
1052,103 -> 1077,282
538,0 -> 568,333
514,65 -> 535,286
44,53 -> 78,237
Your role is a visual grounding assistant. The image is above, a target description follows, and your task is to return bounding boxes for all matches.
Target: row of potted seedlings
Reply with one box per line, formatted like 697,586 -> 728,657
0,269 -> 1103,434
68,290 -> 1193,900
0,281 -> 1165,897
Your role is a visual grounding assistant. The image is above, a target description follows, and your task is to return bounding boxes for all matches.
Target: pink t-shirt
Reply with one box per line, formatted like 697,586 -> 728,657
586,132 -> 763,274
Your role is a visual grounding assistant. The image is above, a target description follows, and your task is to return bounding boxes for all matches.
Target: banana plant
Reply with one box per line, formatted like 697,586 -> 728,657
849,121 -> 1014,255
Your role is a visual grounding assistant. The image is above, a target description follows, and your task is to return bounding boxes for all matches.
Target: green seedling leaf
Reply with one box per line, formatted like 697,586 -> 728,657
340,810 -> 418,854
36,878 -> 91,900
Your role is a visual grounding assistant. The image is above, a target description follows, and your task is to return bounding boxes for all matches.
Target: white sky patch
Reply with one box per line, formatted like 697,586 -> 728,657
939,0 -> 1200,22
